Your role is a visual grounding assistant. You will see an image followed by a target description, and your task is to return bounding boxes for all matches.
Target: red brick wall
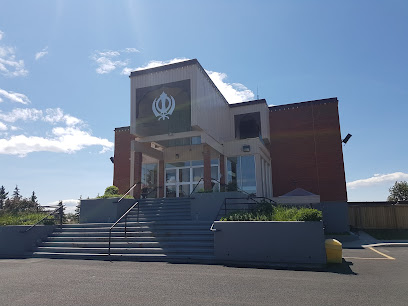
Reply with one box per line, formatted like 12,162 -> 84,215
113,127 -> 134,194
269,98 -> 347,201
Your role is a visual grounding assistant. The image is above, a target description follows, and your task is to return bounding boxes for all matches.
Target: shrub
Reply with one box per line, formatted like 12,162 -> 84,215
0,211 -> 54,226
295,208 -> 322,221
220,204 -> 322,222
96,185 -> 134,199
104,186 -> 119,196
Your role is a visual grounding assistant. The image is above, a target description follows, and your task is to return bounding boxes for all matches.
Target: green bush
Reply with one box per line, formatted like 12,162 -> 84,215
296,208 -> 322,221
96,185 -> 133,199
220,204 -> 322,222
104,185 -> 119,195
0,211 -> 54,226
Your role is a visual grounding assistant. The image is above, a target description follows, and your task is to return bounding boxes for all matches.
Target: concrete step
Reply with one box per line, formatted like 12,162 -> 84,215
52,225 -> 210,236
129,208 -> 191,214
40,241 -> 214,248
31,252 -> 215,263
54,223 -> 211,231
127,217 -> 192,222
35,247 -> 213,255
50,230 -> 213,237
133,210 -> 191,216
46,236 -> 213,242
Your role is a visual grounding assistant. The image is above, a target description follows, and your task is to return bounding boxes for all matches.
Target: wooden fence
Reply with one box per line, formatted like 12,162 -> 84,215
348,203 -> 408,229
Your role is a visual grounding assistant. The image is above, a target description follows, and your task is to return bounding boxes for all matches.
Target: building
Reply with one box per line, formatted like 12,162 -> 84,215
113,59 -> 347,202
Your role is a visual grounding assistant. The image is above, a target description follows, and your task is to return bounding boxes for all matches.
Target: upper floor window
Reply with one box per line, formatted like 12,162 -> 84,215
234,112 -> 261,139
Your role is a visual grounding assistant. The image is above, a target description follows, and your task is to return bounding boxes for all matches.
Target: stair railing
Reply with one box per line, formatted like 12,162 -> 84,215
108,200 -> 139,257
141,185 -> 163,199
190,177 -> 277,205
190,178 -> 204,195
24,203 -> 64,233
117,181 -> 141,203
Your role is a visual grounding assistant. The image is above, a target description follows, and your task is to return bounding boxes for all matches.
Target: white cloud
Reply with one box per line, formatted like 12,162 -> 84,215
0,107 -> 83,126
122,58 -> 189,75
206,70 -> 255,103
35,46 -> 48,60
0,108 -> 43,123
122,57 -> 255,103
47,199 -> 79,214
91,49 -> 141,74
347,172 -> 408,189
0,88 -> 31,104
123,48 -> 139,53
0,121 -> 7,131
0,34 -> 28,77
0,30 -> 4,41
0,127 -> 113,157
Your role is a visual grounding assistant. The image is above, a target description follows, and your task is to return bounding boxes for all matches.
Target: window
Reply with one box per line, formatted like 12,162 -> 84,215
234,112 -> 261,139
227,155 -> 256,195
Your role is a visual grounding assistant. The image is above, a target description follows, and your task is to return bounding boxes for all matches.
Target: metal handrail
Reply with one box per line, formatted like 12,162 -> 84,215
24,203 -> 64,233
117,181 -> 141,202
141,185 -> 163,199
190,178 -> 204,195
108,200 -> 139,257
210,223 -> 219,232
190,177 -> 277,204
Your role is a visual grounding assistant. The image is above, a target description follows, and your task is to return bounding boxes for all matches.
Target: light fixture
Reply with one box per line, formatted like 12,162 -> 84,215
110,157 -> 114,164
342,133 -> 352,144
242,145 -> 251,152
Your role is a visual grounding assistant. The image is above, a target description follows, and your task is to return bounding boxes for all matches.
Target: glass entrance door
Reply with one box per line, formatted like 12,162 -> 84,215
165,160 -> 219,197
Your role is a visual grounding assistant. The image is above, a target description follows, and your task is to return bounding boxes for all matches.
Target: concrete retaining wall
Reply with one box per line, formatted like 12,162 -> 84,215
79,198 -> 135,223
213,221 -> 326,264
0,225 -> 56,258
190,192 -> 247,221
314,202 -> 349,234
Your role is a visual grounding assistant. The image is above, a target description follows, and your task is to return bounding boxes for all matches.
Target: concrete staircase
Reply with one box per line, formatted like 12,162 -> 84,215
32,198 -> 215,263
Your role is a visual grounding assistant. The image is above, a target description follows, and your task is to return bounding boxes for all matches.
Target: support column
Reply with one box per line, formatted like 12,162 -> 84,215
132,152 -> 142,199
219,154 -> 226,190
203,144 -> 212,191
158,160 -> 165,198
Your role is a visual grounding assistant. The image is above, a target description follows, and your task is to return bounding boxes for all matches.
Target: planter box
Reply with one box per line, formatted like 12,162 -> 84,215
79,198 -> 135,223
0,225 -> 56,258
213,221 -> 326,264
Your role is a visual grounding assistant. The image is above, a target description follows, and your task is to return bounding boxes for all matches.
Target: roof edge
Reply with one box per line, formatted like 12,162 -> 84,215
229,99 -> 268,108
269,97 -> 338,112
129,59 -> 199,77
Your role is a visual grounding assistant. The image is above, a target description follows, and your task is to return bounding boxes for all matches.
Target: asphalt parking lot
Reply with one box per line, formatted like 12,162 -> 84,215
0,246 -> 407,306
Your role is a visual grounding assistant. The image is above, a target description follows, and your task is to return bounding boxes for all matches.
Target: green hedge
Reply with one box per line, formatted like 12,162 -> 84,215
220,203 -> 322,222
0,212 -> 55,226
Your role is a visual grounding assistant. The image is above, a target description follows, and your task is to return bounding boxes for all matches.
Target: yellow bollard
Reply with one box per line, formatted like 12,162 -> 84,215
325,239 -> 342,264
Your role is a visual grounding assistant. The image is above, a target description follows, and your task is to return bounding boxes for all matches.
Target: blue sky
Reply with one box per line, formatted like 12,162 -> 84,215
0,0 -> 407,213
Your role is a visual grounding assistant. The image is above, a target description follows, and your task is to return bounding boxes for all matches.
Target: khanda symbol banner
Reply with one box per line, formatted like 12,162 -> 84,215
152,91 -> 176,120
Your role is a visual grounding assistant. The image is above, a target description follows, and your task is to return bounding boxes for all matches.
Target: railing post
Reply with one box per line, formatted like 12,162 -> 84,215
59,203 -> 63,229
125,214 -> 127,239
108,230 -> 111,257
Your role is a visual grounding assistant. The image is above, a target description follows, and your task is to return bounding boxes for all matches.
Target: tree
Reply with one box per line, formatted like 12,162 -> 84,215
12,185 -> 21,201
387,181 -> 408,202
30,191 -> 38,204
0,185 -> 8,209
104,186 -> 119,196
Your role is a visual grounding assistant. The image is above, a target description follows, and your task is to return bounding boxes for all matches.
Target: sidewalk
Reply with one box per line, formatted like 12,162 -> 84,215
339,231 -> 408,249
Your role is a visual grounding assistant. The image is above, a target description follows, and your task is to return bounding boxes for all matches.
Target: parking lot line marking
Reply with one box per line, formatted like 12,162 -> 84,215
366,247 -> 395,260
343,257 -> 389,260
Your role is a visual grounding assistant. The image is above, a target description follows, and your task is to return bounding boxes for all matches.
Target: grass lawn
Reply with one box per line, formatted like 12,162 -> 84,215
364,229 -> 408,240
